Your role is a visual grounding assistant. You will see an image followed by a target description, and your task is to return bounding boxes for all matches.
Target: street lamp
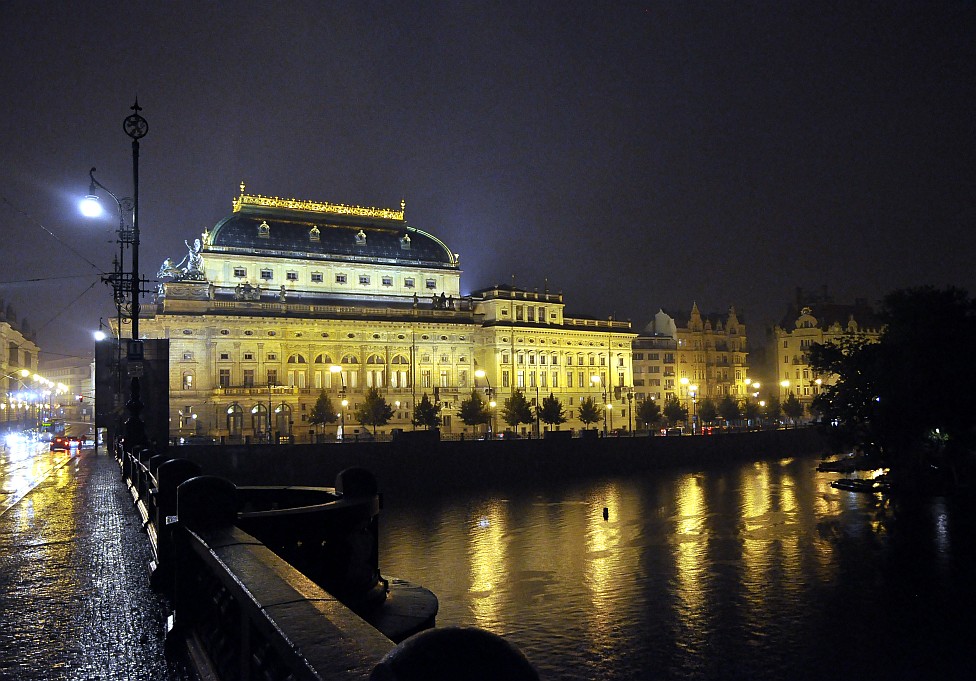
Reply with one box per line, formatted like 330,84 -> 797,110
331,365 -> 347,441
82,101 -> 148,341
591,375 -> 607,435
475,369 -> 493,438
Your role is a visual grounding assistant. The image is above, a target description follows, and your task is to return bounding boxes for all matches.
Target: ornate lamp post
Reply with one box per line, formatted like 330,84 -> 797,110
82,101 -> 148,341
330,365 -> 347,441
475,369 -> 493,438
591,375 -> 608,435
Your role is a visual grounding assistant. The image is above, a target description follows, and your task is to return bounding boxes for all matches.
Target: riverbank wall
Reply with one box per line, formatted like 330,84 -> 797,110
169,427 -> 831,497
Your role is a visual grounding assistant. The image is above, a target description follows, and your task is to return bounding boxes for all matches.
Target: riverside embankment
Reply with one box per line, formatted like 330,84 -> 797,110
168,427 -> 830,496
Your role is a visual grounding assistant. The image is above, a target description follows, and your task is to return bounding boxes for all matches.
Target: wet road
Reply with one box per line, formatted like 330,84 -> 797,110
0,441 -> 194,680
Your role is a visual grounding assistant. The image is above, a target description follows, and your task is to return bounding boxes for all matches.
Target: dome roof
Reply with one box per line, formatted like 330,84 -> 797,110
205,191 -> 458,268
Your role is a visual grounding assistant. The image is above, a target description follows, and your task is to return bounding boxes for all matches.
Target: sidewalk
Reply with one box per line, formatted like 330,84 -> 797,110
0,448 -> 193,681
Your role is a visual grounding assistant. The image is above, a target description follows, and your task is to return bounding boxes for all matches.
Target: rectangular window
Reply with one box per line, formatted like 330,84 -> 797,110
516,305 -> 524,321
233,267 -> 246,278
567,372 -> 573,387
527,307 -> 535,322
502,370 -> 510,388
502,353 -> 510,364
267,353 -> 277,361
539,355 -> 546,365
286,272 -> 298,281
182,351 -> 193,361
219,352 -> 230,361
552,372 -> 558,388
243,352 -> 253,361
311,272 -> 323,283
267,369 -> 278,385
404,278 -> 415,288
517,371 -> 525,388
529,371 -> 536,388
539,307 -> 545,322
439,370 -> 449,387
425,278 -> 437,289
218,369 -> 230,388
529,355 -> 535,365
422,370 -> 432,388
260,269 -> 273,280
336,274 -> 347,284
359,275 -> 370,285
540,372 -> 547,388
243,370 -> 254,388
382,276 -> 393,287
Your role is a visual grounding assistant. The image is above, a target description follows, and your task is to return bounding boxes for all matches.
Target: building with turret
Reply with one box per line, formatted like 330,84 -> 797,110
637,305 -> 750,417
135,186 -> 634,441
773,289 -> 882,413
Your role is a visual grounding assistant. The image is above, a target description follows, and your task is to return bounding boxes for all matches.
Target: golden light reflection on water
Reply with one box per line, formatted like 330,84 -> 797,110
672,473 -> 708,629
583,482 -> 622,651
468,499 -> 507,628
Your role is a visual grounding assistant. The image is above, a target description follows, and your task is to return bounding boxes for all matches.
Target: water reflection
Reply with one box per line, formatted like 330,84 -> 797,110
381,455 -> 976,680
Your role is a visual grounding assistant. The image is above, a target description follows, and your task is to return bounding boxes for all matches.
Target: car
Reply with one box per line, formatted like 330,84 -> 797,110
181,435 -> 217,445
66,436 -> 82,448
50,436 -> 70,451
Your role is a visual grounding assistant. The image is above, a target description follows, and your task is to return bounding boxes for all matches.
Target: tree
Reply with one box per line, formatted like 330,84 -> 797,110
662,395 -> 687,427
717,396 -> 740,425
577,396 -> 603,428
743,399 -> 761,425
697,398 -> 717,426
412,393 -> 440,430
502,390 -> 534,430
354,387 -> 393,435
782,393 -> 804,427
538,392 -> 567,431
636,398 -> 662,431
309,389 -> 337,435
459,389 -> 489,433
763,395 -> 782,425
808,286 -> 976,489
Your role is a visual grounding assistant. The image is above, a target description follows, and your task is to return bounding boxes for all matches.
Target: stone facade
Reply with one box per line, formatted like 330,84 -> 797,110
136,188 -> 634,441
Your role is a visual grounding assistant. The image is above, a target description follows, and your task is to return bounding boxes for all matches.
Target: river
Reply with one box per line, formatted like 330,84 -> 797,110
379,452 -> 976,680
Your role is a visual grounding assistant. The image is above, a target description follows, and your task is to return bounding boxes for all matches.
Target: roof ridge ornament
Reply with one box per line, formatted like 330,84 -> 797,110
232,189 -> 405,221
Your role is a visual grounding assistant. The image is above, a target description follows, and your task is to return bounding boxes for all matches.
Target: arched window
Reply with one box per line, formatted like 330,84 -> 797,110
314,353 -> 333,364
287,354 -> 308,388
226,403 -> 244,439
390,354 -> 410,388
274,402 -> 292,437
366,354 -> 385,388
250,403 -> 269,437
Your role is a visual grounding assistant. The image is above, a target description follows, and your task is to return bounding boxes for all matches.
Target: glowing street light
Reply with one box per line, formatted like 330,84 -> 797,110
591,375 -> 608,435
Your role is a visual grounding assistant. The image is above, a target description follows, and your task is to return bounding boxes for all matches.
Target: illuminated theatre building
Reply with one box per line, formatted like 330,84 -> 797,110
141,187 -> 634,442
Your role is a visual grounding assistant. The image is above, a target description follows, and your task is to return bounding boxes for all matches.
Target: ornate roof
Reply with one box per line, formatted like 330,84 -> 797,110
204,187 -> 458,268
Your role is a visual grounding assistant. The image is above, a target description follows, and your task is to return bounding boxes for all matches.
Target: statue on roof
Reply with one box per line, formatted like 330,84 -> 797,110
180,238 -> 206,280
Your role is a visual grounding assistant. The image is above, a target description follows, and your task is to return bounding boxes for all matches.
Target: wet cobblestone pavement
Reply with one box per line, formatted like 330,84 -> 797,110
0,449 -> 194,681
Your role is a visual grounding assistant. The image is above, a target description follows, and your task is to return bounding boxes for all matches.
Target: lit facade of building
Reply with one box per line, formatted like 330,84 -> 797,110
1,302 -> 40,431
773,299 -> 882,411
640,305 -> 750,414
138,187 -> 634,441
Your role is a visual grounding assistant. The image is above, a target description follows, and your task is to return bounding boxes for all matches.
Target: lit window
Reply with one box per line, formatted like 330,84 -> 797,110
382,276 -> 393,287
425,278 -> 436,289
233,267 -> 246,278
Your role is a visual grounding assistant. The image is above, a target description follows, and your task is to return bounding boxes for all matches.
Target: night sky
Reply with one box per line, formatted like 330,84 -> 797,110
2,1 -> 973,362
